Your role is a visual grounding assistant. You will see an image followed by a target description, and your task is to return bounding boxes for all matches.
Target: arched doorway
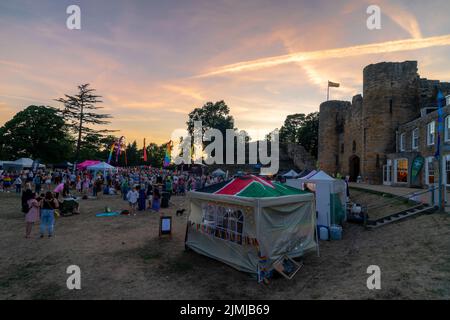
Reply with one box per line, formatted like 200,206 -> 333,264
349,155 -> 360,182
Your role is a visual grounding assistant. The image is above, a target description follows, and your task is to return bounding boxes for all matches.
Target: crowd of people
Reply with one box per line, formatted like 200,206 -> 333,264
0,165 -> 227,238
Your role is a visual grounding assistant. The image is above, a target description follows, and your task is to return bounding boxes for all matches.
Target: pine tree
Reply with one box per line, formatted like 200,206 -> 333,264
55,84 -> 113,162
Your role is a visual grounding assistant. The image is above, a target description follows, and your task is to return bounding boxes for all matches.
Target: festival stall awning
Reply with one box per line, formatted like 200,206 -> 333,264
211,168 -> 226,177
77,160 -> 101,170
86,162 -> 116,171
186,175 -> 317,276
282,169 -> 299,178
196,174 -> 307,198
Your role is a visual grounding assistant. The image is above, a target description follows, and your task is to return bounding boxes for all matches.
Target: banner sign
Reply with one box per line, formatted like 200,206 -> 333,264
411,156 -> 424,180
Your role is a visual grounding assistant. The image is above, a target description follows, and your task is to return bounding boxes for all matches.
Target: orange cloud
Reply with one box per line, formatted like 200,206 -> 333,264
198,34 -> 450,77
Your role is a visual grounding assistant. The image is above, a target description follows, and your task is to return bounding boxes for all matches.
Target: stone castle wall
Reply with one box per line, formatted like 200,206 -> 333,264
318,60 -> 450,184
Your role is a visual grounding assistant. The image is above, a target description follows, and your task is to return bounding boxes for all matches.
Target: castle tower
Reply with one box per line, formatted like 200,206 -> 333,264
361,61 -> 420,183
318,100 -> 350,174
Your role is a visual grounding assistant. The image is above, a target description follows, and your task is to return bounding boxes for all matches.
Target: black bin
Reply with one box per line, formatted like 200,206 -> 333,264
161,192 -> 170,208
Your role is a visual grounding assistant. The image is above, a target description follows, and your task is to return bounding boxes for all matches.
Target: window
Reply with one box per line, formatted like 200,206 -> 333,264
427,121 -> 435,146
341,144 -> 344,154
395,158 -> 408,183
425,157 -> 435,185
399,133 -> 406,151
412,128 -> 419,150
389,99 -> 393,114
445,116 -> 450,142
352,140 -> 356,153
202,203 -> 244,245
446,156 -> 450,186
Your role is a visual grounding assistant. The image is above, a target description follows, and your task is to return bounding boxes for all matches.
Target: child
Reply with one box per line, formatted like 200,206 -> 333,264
25,193 -> 40,238
127,186 -> 139,216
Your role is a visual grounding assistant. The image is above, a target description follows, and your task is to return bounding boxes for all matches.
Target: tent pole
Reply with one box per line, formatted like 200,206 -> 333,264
315,211 -> 320,258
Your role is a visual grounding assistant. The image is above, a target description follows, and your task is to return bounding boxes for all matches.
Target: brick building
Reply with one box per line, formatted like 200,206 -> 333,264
318,61 -> 450,186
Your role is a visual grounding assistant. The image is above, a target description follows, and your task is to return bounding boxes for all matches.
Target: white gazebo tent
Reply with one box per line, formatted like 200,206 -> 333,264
3,158 -> 45,170
282,169 -> 299,178
211,168 -> 226,177
285,170 -> 347,227
86,162 -> 117,176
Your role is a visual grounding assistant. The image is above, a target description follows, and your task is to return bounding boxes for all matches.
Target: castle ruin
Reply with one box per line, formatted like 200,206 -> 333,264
318,61 -> 450,184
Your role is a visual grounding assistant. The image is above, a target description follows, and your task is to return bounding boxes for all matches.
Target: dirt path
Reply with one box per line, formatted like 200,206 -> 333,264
0,191 -> 449,299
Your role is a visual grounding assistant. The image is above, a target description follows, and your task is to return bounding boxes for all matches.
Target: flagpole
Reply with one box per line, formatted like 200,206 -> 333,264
327,81 -> 330,101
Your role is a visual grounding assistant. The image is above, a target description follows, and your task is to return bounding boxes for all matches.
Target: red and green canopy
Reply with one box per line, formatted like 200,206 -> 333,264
196,175 -> 307,198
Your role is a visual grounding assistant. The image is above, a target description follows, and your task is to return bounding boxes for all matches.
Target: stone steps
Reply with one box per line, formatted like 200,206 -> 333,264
366,203 -> 437,229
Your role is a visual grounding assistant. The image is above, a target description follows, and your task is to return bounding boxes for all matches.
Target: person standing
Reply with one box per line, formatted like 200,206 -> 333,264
25,193 -> 40,238
3,174 -> 12,192
138,185 -> 146,211
45,174 -> 52,191
121,178 -> 129,201
151,188 -> 161,212
40,192 -> 58,238
14,175 -> 22,194
126,186 -> 139,216
33,174 -> 42,194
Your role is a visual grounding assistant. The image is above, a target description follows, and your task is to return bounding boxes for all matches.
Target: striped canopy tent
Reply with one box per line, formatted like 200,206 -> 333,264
185,175 -> 318,278
198,174 -> 303,197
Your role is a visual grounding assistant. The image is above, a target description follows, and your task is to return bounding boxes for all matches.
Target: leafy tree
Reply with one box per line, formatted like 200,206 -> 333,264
124,140 -> 139,166
146,143 -> 166,168
279,113 -> 306,143
0,105 -> 73,163
187,101 -> 235,162
77,133 -> 102,161
187,101 -> 234,136
97,135 -> 119,161
55,84 -> 113,162
279,112 -> 319,158
298,112 -> 319,158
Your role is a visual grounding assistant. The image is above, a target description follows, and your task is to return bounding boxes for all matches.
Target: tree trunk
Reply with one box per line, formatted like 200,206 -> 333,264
75,104 -> 84,162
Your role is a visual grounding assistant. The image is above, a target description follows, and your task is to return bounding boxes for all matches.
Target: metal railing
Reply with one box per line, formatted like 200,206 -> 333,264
365,186 -> 438,211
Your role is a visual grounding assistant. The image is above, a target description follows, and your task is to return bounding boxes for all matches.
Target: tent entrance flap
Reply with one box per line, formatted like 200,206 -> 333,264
330,193 -> 345,225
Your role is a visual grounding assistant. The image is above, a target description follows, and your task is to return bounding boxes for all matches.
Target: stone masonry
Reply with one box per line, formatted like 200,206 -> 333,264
318,61 -> 450,184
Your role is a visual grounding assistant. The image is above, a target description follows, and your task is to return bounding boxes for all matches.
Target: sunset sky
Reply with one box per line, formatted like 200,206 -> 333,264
1,0 -> 450,146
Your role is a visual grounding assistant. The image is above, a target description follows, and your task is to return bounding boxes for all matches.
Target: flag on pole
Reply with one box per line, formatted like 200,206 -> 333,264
143,138 -> 147,162
327,81 -> 340,101
328,81 -> 340,88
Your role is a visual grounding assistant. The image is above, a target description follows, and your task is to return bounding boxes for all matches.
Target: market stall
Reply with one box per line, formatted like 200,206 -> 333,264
185,175 -> 317,277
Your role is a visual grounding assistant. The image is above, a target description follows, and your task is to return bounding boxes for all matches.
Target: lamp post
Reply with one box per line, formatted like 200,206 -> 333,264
437,90 -> 445,212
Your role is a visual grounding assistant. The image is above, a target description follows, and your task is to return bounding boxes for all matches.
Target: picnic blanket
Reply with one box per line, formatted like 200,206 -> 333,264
96,212 -> 121,217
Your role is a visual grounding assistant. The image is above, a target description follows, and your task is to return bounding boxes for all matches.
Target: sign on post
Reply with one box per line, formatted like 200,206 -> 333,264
159,216 -> 172,238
